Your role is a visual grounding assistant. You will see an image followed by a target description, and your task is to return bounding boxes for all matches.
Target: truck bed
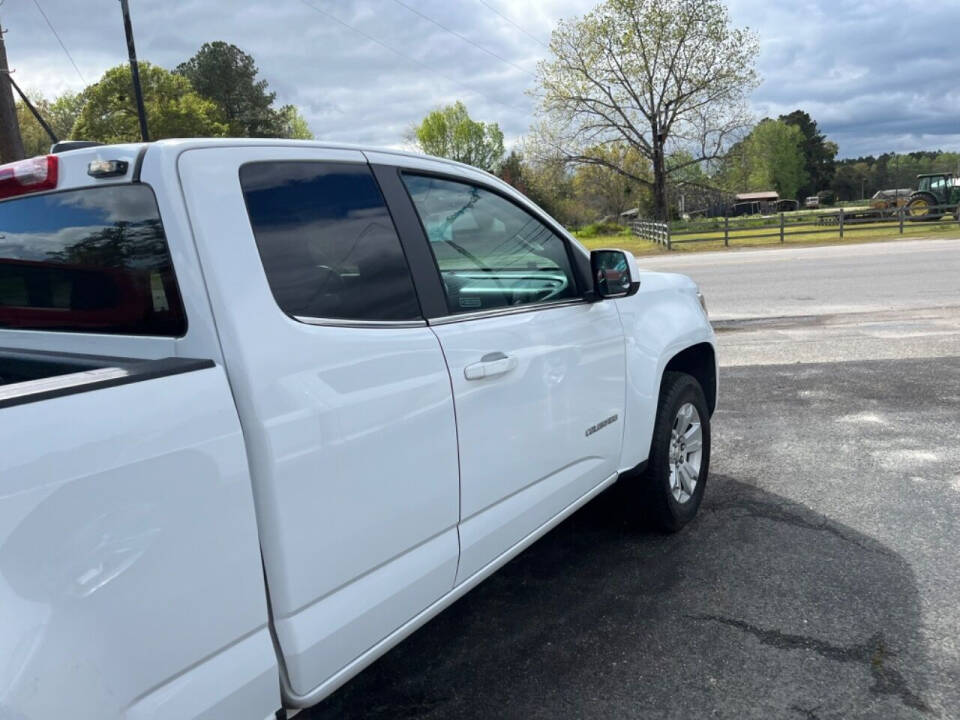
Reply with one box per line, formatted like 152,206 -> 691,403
0,347 -> 213,408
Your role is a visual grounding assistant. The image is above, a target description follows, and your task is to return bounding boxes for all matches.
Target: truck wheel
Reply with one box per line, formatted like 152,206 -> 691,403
643,371 -> 711,532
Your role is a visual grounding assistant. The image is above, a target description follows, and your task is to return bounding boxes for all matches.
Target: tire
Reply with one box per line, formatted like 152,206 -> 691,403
906,193 -> 943,221
643,371 -> 711,532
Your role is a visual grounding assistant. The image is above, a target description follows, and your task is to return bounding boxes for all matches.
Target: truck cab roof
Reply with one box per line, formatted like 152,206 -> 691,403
45,137 -> 504,188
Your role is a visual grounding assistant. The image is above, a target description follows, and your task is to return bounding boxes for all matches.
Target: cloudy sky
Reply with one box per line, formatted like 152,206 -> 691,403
3,0 -> 959,158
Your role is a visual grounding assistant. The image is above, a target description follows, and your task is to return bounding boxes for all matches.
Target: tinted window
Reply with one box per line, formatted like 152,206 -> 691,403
0,185 -> 186,336
401,174 -> 577,314
240,162 -> 421,322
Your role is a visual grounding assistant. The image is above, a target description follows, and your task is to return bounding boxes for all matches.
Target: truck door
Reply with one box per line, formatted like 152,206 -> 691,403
390,168 -> 627,583
177,148 -> 460,700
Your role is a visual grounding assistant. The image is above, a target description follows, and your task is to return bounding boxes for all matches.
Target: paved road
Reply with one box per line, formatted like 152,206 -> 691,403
636,237 -> 960,321
636,238 -> 960,366
304,239 -> 960,719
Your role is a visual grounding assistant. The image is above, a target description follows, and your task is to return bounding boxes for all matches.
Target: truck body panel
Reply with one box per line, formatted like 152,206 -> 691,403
176,146 -> 462,695
0,362 -> 277,719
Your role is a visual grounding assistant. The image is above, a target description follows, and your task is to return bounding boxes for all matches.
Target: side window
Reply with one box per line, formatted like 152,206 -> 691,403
401,174 -> 578,314
240,161 -> 421,322
0,185 -> 186,336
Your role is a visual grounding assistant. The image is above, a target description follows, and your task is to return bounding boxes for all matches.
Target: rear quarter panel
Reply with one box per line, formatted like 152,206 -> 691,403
0,366 -> 278,719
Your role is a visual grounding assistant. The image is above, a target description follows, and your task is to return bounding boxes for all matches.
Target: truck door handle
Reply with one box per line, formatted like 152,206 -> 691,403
464,352 -> 517,380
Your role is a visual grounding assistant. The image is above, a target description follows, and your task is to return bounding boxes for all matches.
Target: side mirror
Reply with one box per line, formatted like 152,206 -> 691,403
589,249 -> 640,299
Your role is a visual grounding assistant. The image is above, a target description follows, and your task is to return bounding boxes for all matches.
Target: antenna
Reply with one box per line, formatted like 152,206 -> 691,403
118,0 -> 149,142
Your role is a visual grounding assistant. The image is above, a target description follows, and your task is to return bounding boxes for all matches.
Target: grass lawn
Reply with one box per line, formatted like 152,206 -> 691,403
576,217 -> 960,256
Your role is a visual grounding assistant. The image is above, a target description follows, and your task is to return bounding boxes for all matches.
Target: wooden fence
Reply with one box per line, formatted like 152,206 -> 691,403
628,219 -> 671,248
632,204 -> 960,250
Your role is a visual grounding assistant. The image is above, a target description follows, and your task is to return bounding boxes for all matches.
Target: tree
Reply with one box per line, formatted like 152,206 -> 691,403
498,149 -> 530,195
274,104 -> 314,140
778,110 -> 837,198
73,63 -> 228,143
534,0 -> 759,220
717,119 -> 807,199
175,41 -> 282,137
745,119 -> 807,199
572,143 -> 650,219
16,91 -> 85,156
411,101 -> 504,172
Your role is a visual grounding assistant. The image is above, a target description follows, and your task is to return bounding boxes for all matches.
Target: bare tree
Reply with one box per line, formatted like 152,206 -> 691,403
534,0 -> 759,220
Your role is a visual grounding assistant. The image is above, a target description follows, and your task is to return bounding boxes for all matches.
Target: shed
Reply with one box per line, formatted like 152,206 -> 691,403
734,191 -> 779,202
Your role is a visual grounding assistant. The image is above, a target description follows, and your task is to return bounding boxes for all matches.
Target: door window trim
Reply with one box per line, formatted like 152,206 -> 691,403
388,167 -> 593,324
425,297 -> 587,326
294,315 -> 427,329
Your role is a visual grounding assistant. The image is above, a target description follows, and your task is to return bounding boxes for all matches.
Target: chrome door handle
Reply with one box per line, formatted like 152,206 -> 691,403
464,351 -> 518,380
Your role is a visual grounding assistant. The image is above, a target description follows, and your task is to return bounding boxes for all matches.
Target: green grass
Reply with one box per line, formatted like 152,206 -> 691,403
577,234 -> 669,256
577,217 -> 960,255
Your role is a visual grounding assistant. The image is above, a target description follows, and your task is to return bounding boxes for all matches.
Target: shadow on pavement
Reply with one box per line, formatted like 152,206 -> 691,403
304,473 -> 932,720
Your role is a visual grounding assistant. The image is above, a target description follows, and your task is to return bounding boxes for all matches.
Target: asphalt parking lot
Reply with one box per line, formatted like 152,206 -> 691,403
306,239 -> 960,719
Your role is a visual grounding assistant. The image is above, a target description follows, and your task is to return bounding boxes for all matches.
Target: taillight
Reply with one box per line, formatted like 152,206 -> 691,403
0,156 -> 59,200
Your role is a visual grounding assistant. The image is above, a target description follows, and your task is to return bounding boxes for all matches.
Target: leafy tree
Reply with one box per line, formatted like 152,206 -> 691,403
73,63 -> 228,143
778,110 -> 837,198
572,144 -> 651,219
518,151 -> 579,224
745,119 -> 807,199
498,150 -> 530,194
16,91 -> 85,156
718,119 -> 807,199
274,104 -> 314,140
412,101 -> 504,172
534,0 -> 759,220
175,41 -> 282,137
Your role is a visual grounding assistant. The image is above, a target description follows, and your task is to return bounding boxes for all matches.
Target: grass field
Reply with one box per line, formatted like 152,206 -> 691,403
576,217 -> 960,256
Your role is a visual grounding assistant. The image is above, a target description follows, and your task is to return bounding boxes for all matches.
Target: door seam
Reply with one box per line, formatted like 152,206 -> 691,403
428,325 -> 463,587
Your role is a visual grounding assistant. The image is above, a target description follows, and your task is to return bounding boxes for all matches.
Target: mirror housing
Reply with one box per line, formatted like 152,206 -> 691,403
588,249 -> 640,300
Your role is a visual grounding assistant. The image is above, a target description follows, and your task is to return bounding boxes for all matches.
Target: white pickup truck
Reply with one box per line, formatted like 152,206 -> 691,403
0,140 -> 716,719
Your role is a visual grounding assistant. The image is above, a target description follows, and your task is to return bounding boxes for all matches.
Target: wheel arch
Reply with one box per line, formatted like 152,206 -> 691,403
661,342 -> 717,416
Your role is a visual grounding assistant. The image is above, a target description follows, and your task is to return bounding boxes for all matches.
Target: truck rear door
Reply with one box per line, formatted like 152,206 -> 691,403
177,147 -> 460,701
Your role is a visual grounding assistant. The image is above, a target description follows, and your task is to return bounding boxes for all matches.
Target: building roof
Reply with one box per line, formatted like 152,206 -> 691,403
735,191 -> 779,201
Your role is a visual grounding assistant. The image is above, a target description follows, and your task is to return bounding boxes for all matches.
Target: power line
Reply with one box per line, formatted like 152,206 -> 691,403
386,0 -> 536,79
474,0 -> 550,49
297,0 -> 528,115
30,0 -> 86,84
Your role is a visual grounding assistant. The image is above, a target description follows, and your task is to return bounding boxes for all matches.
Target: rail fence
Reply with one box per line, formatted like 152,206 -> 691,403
629,219 -> 671,247
631,203 -> 960,250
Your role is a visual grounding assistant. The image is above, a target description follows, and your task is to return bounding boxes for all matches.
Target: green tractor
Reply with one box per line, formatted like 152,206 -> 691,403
906,173 -> 960,221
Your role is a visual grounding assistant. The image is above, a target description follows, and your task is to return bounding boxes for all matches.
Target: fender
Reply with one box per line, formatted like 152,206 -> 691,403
613,270 -> 717,473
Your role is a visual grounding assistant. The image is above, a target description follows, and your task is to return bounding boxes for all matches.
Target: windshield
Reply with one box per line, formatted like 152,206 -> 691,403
0,184 -> 185,336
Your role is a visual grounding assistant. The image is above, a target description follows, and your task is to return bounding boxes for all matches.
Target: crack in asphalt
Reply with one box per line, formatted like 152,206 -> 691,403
691,615 -> 935,716
707,496 -> 895,557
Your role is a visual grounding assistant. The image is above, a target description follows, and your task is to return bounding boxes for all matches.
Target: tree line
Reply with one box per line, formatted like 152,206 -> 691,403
15,41 -> 312,157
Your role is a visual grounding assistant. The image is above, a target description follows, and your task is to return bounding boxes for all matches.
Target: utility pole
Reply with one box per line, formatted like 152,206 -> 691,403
119,0 -> 149,142
0,15 -> 26,162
